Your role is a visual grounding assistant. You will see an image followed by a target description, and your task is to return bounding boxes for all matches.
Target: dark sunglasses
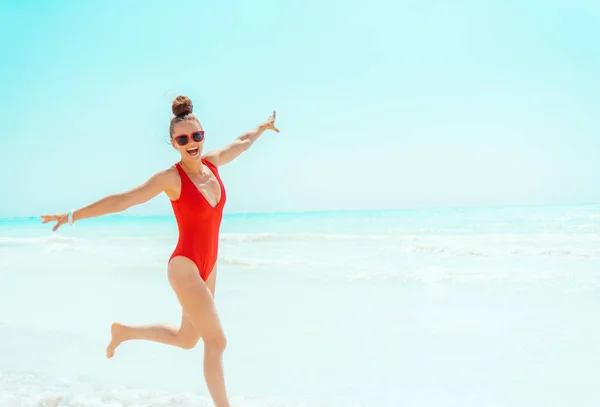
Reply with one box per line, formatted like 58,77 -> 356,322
173,130 -> 205,146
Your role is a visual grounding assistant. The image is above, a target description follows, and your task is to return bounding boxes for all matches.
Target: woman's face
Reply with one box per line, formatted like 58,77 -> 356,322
171,119 -> 205,161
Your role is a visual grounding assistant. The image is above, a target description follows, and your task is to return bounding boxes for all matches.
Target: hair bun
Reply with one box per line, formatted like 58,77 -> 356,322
172,95 -> 193,117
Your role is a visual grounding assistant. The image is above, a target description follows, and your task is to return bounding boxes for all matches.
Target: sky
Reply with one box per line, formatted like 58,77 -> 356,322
0,0 -> 599,217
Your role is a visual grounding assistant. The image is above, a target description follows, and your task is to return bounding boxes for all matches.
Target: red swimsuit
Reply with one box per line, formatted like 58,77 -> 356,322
169,159 -> 226,281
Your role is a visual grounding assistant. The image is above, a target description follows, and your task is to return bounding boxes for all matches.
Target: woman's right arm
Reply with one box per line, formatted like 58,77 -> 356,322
41,169 -> 172,231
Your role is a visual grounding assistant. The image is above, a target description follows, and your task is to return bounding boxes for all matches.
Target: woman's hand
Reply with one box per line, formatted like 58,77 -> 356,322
39,171 -> 170,232
260,111 -> 280,133
41,213 -> 69,232
197,111 -> 281,167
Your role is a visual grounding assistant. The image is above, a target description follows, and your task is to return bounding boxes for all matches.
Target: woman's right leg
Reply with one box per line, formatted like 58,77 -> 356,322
168,256 -> 230,407
105,267 -> 218,358
106,312 -> 199,357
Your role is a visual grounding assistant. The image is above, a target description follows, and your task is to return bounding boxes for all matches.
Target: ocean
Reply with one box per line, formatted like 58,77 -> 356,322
1,204 -> 600,407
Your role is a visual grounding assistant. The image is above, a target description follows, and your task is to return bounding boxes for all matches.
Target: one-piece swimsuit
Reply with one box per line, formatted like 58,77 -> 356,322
169,158 -> 226,281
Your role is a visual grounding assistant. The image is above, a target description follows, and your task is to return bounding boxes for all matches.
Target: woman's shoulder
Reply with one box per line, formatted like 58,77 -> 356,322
154,164 -> 179,176
201,155 -> 220,171
149,165 -> 180,188
153,165 -> 183,201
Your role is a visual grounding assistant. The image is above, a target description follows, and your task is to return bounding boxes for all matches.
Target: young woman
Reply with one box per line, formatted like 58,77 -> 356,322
41,95 -> 280,407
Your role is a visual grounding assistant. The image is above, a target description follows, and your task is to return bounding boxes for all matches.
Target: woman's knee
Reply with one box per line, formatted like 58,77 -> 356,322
179,334 -> 200,350
203,332 -> 227,353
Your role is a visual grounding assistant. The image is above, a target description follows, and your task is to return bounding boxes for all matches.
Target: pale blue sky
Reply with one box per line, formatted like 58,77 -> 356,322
0,0 -> 599,217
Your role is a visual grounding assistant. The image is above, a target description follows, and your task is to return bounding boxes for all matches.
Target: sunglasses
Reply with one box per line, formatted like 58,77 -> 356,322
173,130 -> 205,146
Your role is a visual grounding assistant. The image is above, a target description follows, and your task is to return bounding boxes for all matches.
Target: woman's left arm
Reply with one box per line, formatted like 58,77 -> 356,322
203,111 -> 279,167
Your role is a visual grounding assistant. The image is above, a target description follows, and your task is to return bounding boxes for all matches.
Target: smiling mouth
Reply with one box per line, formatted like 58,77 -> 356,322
186,147 -> 199,157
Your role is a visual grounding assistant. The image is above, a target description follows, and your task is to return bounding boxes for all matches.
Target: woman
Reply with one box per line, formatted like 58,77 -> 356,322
40,95 -> 280,407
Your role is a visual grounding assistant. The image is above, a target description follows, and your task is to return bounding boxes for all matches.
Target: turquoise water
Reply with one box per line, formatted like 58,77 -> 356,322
1,204 -> 600,406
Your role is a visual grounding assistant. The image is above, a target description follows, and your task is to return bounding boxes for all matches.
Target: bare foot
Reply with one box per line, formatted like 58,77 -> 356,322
106,322 -> 127,359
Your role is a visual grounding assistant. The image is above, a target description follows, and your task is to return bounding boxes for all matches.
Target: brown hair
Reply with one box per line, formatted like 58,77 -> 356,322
169,95 -> 200,137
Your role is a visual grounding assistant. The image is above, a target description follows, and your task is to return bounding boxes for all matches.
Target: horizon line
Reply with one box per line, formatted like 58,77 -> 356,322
1,201 -> 599,222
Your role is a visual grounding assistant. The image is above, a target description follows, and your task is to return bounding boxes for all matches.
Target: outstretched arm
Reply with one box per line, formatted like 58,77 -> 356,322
41,169 -> 171,232
203,111 -> 280,167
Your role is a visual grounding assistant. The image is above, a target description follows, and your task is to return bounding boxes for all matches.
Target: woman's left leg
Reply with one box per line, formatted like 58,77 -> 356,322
105,266 -> 218,358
